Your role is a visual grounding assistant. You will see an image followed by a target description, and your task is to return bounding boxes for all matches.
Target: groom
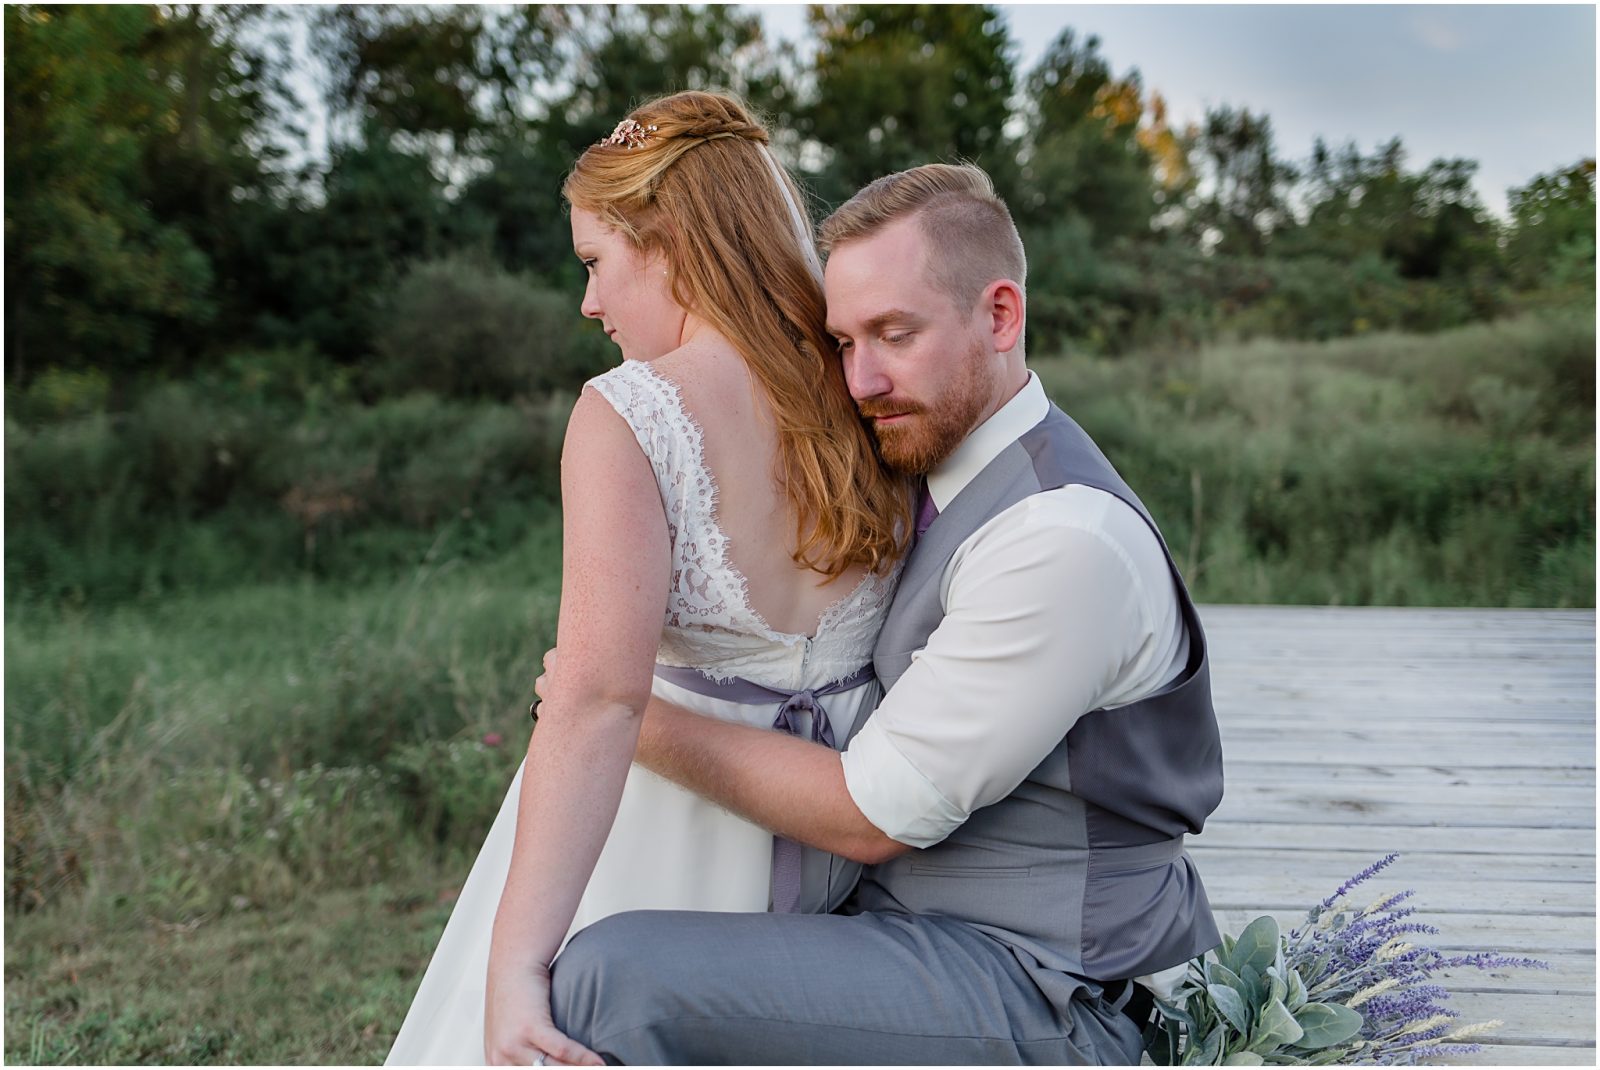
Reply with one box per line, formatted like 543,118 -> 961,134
548,163 -> 1224,1064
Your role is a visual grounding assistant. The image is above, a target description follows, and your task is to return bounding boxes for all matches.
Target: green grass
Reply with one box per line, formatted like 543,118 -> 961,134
6,523 -> 562,919
5,883 -> 455,1064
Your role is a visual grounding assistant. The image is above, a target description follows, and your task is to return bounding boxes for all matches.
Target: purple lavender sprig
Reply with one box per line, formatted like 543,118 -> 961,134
1312,851 -> 1401,913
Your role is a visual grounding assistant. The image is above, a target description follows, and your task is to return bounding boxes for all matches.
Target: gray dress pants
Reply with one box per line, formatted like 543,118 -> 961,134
549,909 -> 1146,1065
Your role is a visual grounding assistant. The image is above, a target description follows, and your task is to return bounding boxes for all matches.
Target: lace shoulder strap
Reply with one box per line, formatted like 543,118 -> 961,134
584,360 -> 715,543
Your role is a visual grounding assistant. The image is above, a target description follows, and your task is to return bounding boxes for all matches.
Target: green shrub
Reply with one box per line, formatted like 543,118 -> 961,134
9,366 -> 112,423
6,384 -> 571,604
388,737 -> 524,852
369,255 -> 613,399
1033,312 -> 1595,608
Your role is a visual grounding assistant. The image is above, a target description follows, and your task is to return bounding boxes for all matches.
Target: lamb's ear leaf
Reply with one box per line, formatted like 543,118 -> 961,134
1292,1003 -> 1364,1049
1231,916 -> 1281,978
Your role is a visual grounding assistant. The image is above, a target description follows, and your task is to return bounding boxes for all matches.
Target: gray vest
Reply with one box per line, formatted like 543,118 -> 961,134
843,403 -> 1224,983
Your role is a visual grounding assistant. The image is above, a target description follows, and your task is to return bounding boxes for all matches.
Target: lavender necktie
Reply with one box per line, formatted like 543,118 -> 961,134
915,483 -> 939,539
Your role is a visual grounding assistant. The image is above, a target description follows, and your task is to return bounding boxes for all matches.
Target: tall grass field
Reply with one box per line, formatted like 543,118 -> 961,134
6,313 -> 1594,1063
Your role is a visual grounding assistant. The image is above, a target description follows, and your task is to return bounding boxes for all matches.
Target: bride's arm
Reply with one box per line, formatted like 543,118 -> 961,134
484,388 -> 670,1066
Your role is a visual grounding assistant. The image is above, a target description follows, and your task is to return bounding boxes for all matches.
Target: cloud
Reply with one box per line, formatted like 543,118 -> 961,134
1411,13 -> 1465,53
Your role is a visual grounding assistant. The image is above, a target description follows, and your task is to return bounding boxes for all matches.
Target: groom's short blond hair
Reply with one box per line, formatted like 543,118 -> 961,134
819,163 -> 1027,314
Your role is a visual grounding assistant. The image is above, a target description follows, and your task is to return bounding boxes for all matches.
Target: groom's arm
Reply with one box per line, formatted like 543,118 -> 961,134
635,498 -> 1173,865
634,701 -> 912,864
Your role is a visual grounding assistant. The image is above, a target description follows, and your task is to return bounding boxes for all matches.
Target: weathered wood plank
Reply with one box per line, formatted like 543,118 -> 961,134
1215,703 -> 1594,725
1215,695 -> 1595,716
1187,847 -> 1594,884
1202,874 -> 1593,915
1209,792 -> 1593,829
1212,779 -> 1595,813
1216,741 -> 1593,770
1218,762 -> 1595,787
1434,951 -> 1596,996
1209,909 -> 1591,955
1197,603 -> 1593,625
1191,822 -> 1592,856
1219,722 -> 1594,746
1447,1043 -> 1596,1065
1432,991 -> 1594,1045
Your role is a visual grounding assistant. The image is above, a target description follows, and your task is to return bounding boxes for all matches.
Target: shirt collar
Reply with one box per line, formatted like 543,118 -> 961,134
926,370 -> 1049,511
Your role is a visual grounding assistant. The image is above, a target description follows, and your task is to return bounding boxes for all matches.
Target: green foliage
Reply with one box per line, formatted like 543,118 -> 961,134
388,738 -> 524,851
248,136 -> 454,361
1185,105 -> 1299,256
1285,139 -> 1504,289
6,5 -> 1591,385
804,4 -> 1019,205
1506,159 -> 1596,294
1033,312 -> 1595,608
1016,30 -> 1163,244
452,133 -> 588,282
370,256 -> 613,398
312,5 -> 558,143
4,5 -> 217,379
546,4 -> 792,156
5,381 -> 571,605
5,535 -> 560,914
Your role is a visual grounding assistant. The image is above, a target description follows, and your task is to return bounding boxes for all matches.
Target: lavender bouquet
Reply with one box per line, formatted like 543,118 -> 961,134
1145,853 -> 1549,1065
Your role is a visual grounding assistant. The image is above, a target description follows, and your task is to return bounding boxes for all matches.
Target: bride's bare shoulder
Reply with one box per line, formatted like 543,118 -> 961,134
651,338 -> 759,421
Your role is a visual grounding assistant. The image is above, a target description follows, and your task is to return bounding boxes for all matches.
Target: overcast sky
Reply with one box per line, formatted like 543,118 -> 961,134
754,3 -> 1597,218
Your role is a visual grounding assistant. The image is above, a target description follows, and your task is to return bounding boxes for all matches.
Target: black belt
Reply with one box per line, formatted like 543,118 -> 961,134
1104,977 -> 1156,1030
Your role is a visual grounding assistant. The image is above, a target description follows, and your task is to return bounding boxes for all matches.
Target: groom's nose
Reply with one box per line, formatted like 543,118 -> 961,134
843,346 -> 892,402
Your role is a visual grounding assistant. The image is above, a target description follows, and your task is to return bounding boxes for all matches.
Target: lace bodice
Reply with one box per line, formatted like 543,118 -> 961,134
587,359 -> 899,691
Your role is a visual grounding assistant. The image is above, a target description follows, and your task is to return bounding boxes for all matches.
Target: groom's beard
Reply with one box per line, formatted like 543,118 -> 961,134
858,340 -> 992,476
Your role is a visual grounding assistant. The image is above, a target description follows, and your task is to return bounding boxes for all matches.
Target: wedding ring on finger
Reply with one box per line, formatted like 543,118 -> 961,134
533,1053 -> 548,1067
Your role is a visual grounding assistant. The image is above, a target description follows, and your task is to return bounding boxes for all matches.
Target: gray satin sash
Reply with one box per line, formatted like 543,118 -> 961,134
651,662 -> 876,912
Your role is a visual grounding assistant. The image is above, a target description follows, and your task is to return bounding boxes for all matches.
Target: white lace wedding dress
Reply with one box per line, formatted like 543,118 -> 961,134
385,359 -> 899,1065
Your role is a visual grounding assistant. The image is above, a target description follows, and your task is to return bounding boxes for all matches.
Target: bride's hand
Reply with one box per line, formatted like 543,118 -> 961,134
484,958 -> 602,1066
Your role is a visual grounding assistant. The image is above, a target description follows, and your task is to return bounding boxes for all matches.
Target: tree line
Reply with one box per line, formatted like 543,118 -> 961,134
6,3 -> 1595,412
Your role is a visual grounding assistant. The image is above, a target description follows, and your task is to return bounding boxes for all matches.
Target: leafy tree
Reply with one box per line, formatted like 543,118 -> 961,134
5,5 -> 215,382
311,5 -> 563,151
251,138 -> 451,363
137,6 -> 301,353
1506,159 -> 1596,291
803,4 -> 1017,206
541,4 -> 795,158
459,4 -> 797,286
1016,29 -> 1184,244
1186,105 -> 1297,256
1289,138 -> 1501,282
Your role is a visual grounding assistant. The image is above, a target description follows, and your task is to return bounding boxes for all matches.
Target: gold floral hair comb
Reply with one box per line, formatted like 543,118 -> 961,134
602,118 -> 657,149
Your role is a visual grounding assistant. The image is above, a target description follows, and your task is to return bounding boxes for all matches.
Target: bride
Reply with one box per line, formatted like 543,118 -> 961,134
385,91 -> 910,1066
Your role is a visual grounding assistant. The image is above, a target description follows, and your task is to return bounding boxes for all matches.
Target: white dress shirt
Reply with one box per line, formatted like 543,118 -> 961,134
840,371 -> 1191,849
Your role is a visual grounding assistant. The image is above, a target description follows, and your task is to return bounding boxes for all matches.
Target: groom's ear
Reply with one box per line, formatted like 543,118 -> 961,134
983,279 -> 1025,355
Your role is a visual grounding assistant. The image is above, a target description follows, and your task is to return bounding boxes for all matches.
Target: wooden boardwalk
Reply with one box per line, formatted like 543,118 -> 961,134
1191,605 -> 1596,1065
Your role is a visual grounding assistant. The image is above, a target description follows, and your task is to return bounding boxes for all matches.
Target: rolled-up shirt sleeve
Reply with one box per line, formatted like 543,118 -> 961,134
841,488 -> 1162,848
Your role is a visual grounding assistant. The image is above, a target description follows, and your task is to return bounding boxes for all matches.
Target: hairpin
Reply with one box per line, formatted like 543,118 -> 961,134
602,118 -> 657,149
